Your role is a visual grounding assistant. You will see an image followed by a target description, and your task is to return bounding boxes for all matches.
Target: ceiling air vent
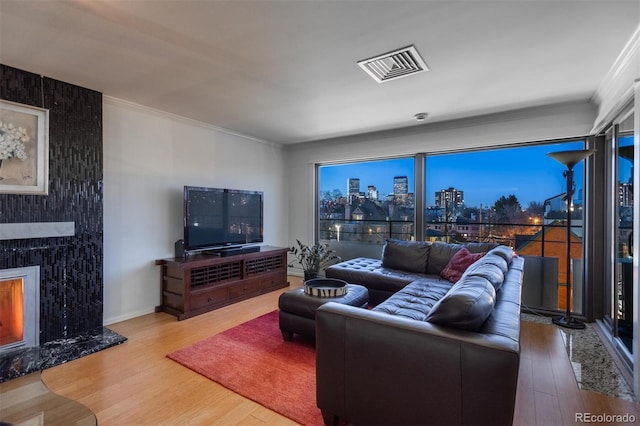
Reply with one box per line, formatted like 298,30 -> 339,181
357,45 -> 428,83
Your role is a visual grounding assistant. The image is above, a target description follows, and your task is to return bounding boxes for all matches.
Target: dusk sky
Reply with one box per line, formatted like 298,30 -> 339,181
319,139 -> 631,208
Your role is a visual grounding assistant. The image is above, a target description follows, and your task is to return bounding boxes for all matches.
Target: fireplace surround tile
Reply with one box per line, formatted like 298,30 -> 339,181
1,60 -> 116,385
1,65 -> 104,344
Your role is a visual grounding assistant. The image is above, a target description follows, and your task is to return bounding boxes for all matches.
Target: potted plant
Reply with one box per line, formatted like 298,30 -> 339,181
288,239 -> 341,281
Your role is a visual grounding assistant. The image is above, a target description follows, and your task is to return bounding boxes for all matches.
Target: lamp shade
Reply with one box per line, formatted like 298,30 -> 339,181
547,149 -> 596,169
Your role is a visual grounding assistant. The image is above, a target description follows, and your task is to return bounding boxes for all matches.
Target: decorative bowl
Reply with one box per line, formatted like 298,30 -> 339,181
303,278 -> 349,298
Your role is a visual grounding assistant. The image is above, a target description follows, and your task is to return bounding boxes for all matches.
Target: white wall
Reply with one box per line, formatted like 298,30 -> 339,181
285,101 -> 597,247
102,97 -> 288,325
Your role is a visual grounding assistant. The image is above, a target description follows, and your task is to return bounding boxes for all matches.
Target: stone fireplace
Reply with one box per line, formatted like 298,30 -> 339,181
0,256 -> 126,382
0,266 -> 39,354
0,65 -> 126,383
0,65 -> 104,345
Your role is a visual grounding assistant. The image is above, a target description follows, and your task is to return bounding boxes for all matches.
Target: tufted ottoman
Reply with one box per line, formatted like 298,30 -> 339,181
326,257 -> 431,304
278,283 -> 368,341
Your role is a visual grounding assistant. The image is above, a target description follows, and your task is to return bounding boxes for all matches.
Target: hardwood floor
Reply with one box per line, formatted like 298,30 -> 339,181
515,320 -> 639,425
5,276 -> 640,425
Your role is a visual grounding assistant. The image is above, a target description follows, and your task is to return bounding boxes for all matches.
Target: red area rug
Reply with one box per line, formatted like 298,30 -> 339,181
167,311 -> 322,425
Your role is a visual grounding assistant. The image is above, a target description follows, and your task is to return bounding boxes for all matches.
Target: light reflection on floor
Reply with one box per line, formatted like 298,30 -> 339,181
522,313 -> 635,402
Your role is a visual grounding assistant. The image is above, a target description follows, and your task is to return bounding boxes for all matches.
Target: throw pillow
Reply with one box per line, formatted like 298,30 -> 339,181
439,247 -> 485,283
425,275 -> 496,331
426,242 -> 464,275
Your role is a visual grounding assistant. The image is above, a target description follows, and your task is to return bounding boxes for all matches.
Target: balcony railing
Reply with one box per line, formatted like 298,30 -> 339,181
319,218 -> 582,254
318,218 -> 591,315
319,218 -> 414,243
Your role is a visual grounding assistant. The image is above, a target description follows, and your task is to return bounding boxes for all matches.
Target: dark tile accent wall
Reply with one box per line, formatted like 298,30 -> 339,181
0,65 -> 103,344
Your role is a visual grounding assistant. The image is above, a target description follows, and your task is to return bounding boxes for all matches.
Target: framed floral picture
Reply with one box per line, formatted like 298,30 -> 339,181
0,100 -> 49,194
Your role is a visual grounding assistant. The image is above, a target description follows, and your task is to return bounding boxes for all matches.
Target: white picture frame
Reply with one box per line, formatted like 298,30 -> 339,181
0,99 -> 49,195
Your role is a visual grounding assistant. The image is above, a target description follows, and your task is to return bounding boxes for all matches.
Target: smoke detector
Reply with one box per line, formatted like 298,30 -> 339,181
357,45 -> 428,83
414,112 -> 429,122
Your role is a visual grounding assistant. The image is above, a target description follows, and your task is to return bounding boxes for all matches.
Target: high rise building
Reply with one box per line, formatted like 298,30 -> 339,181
348,178 -> 360,199
435,187 -> 464,209
393,176 -> 408,195
619,182 -> 633,207
367,185 -> 378,201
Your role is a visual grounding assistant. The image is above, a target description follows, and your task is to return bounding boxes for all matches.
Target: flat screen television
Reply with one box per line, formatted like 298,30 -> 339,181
183,186 -> 263,252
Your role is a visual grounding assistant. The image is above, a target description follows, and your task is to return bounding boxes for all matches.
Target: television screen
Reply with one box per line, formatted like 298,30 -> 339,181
184,186 -> 263,252
226,189 -> 264,245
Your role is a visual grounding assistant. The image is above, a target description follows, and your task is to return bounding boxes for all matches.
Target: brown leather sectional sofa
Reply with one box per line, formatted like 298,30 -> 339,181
317,239 -> 524,425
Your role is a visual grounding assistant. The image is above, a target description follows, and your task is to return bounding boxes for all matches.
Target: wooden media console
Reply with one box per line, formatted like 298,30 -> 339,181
156,246 -> 289,320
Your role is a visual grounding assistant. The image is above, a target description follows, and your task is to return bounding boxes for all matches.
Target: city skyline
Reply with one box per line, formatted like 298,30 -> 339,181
320,158 -> 415,199
318,141 -> 631,209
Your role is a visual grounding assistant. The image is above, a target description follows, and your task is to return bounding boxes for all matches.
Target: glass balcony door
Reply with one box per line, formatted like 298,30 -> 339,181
616,129 -> 634,355
604,107 -> 635,366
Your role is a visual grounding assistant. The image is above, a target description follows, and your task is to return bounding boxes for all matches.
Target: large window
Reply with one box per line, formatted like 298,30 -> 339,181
425,140 -> 587,313
317,139 -> 589,314
318,157 -> 415,247
424,140 -> 586,248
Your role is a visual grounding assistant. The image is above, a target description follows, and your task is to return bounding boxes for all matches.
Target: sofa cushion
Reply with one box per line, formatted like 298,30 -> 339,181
372,278 -> 452,321
426,241 -> 497,274
425,275 -> 496,331
486,245 -> 514,264
462,261 -> 505,291
439,248 -> 485,283
381,239 -> 431,274
479,253 -> 509,274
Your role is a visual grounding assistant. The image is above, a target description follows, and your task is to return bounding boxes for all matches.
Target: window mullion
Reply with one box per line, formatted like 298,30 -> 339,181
415,153 -> 425,241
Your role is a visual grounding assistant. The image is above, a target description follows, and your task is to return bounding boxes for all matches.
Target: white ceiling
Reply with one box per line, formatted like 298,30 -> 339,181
1,0 -> 639,145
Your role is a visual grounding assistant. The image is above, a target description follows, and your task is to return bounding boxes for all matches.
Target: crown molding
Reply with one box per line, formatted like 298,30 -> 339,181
591,25 -> 640,133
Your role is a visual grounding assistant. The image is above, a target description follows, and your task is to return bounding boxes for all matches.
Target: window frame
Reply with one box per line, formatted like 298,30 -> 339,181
315,136 -> 591,317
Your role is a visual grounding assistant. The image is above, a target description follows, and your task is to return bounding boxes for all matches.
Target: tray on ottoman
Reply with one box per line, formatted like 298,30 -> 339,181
304,278 -> 349,297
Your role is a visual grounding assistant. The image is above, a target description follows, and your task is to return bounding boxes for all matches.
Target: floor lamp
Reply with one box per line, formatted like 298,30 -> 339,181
547,149 -> 596,329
